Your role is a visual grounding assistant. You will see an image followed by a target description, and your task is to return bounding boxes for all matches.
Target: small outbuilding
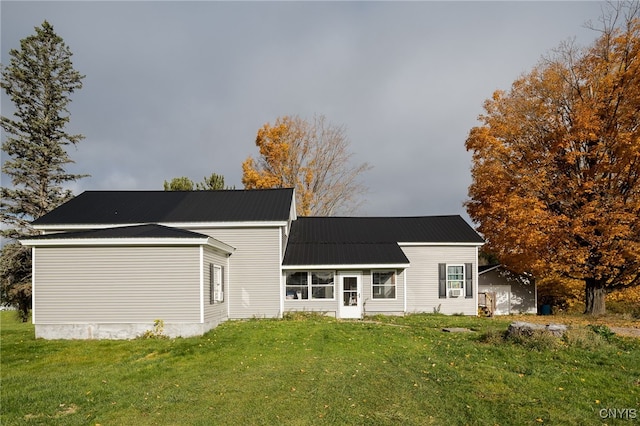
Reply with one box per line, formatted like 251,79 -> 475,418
478,265 -> 537,315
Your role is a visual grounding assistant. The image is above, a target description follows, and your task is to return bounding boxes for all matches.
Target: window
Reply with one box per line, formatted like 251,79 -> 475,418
210,264 -> 223,303
286,271 -> 334,300
439,263 -> 473,299
372,270 -> 396,299
311,271 -> 334,299
447,265 -> 464,297
286,271 -> 308,300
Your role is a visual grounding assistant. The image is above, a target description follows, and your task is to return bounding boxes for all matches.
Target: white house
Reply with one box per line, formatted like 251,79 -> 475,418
21,188 -> 485,339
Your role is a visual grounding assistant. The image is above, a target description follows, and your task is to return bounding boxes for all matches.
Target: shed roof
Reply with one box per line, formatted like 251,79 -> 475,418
282,242 -> 410,266
32,188 -> 295,226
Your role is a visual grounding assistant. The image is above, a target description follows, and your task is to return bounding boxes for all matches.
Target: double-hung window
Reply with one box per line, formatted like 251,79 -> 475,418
372,270 -> 396,299
286,271 -> 335,300
446,265 -> 464,297
439,263 -> 473,299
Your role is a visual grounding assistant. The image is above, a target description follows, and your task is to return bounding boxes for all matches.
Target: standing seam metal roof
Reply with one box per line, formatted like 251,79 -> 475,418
32,188 -> 295,225
282,216 -> 483,266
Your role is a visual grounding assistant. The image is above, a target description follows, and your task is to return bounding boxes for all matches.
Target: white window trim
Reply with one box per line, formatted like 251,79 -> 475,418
446,264 -> 465,298
371,269 -> 398,300
285,270 -> 336,301
210,264 -> 224,303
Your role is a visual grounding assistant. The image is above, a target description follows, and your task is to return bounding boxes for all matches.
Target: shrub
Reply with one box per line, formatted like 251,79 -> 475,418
139,319 -> 168,339
282,310 -> 330,322
504,329 -> 560,351
562,327 -> 608,349
587,324 -> 616,342
478,329 -> 506,345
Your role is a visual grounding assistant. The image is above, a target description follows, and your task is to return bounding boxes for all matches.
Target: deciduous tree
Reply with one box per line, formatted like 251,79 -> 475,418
242,114 -> 371,216
465,4 -> 640,315
1,21 -> 86,320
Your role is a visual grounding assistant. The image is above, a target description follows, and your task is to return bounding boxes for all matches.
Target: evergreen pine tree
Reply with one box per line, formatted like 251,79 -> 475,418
1,21 -> 87,320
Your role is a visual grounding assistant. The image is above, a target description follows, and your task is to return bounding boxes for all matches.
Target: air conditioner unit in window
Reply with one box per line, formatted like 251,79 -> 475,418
450,288 -> 462,297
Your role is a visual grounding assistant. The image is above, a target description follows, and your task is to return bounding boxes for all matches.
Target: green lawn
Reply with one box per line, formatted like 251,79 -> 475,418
1,312 -> 638,425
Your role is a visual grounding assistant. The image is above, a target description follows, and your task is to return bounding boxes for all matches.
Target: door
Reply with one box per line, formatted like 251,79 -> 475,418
339,272 -> 362,319
493,285 -> 511,315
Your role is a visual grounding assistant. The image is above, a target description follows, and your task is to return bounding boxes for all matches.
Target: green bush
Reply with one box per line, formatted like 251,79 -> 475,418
587,324 -> 616,341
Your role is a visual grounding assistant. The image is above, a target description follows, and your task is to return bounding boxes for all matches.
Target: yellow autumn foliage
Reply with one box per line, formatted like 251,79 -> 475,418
242,114 -> 370,216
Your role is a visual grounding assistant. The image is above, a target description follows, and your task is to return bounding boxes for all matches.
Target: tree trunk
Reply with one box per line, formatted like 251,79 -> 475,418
584,278 -> 606,315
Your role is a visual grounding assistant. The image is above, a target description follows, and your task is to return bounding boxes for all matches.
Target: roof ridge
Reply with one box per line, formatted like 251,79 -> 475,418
78,188 -> 294,193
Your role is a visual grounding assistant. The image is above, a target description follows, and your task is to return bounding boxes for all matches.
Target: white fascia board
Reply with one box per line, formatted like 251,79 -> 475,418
20,237 -> 234,254
33,223 -> 147,232
282,263 -> 410,270
206,238 -> 236,255
398,242 -> 484,247
33,221 -> 289,232
160,221 -> 289,229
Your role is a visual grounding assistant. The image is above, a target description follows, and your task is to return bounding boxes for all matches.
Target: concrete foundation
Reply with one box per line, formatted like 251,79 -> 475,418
34,318 -> 226,340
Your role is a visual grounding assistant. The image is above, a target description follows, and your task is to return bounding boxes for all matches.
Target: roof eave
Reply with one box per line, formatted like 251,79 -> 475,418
20,237 -> 235,254
398,242 -> 484,247
282,263 -> 411,270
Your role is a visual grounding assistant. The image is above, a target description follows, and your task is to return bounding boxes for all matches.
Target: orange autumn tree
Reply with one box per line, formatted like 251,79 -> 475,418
242,114 -> 371,216
465,6 -> 640,315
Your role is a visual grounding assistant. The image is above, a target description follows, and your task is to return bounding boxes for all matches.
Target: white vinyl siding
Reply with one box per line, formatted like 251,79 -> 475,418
191,227 -> 283,319
361,269 -> 405,315
401,245 -> 477,315
33,246 -> 201,323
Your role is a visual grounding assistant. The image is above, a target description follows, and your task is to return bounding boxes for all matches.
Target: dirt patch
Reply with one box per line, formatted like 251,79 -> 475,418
55,403 -> 79,417
609,327 -> 640,338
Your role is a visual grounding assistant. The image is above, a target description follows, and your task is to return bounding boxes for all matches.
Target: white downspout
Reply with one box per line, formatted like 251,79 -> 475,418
199,246 -> 204,324
403,268 -> 407,314
226,253 -> 231,320
31,247 -> 36,324
475,246 -> 479,316
279,227 -> 284,318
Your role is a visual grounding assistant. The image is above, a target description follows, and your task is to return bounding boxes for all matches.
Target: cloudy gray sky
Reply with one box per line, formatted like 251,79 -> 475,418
2,1 -> 607,220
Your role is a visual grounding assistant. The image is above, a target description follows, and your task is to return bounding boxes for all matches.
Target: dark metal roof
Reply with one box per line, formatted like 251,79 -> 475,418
22,224 -> 210,240
287,216 -> 484,244
283,242 -> 410,266
32,189 -> 295,225
282,216 -> 483,266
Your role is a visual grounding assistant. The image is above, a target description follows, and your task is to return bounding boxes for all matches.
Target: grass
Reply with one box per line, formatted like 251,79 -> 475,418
1,312 -> 639,425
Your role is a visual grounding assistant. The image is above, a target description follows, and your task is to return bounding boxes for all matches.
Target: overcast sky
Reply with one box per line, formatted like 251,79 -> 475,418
2,1 -> 607,221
